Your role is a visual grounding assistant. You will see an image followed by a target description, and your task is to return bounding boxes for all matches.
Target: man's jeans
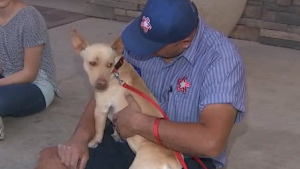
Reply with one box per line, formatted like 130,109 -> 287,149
0,75 -> 46,117
86,124 -> 216,169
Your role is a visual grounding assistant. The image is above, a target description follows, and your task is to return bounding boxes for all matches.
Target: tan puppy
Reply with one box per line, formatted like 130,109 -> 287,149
71,29 -> 182,169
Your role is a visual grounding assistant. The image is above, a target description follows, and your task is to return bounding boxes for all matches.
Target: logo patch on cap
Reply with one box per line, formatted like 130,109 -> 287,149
140,16 -> 152,33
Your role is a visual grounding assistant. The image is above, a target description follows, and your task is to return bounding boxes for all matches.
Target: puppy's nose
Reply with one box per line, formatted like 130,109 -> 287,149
95,79 -> 108,90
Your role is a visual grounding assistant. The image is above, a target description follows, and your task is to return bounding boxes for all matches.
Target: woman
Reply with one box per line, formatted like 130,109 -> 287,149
0,0 -> 60,139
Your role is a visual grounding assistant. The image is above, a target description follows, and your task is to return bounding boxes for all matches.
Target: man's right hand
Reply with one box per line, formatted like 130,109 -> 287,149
58,139 -> 89,169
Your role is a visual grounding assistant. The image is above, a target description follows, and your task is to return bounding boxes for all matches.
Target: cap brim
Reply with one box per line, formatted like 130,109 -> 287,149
121,16 -> 167,56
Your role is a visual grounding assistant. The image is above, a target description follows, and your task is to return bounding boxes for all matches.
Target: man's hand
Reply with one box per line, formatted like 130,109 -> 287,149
113,94 -> 144,139
58,139 -> 89,169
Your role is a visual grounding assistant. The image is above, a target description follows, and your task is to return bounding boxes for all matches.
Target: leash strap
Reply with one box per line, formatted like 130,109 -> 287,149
112,57 -> 124,74
112,58 -> 208,169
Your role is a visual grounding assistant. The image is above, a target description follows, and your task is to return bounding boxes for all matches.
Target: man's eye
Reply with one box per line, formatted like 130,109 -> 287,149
89,62 -> 97,66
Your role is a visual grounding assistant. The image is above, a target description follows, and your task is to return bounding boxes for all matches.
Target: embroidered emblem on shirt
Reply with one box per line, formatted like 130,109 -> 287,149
177,77 -> 190,93
141,16 -> 152,33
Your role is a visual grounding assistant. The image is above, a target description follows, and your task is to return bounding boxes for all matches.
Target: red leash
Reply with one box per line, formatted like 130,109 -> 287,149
112,58 -> 207,169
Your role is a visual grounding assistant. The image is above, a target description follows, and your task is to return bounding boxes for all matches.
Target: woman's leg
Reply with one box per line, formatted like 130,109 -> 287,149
0,75 -> 46,117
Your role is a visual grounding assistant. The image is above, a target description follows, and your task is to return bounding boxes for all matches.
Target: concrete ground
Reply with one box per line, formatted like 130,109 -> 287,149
1,7 -> 300,169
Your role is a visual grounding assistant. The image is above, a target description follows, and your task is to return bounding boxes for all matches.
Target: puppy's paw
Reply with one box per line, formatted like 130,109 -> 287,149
88,135 -> 103,148
88,139 -> 99,148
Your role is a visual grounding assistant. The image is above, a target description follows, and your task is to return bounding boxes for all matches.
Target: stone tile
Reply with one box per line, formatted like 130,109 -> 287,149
92,0 -> 139,10
114,0 -> 147,4
138,4 -> 145,10
264,0 -> 276,2
115,8 -> 126,16
260,29 -> 300,42
287,25 -> 300,35
276,0 -> 292,6
116,16 -> 135,22
126,10 -> 141,17
294,0 -> 300,6
247,0 -> 263,6
264,2 -> 300,15
238,18 -> 287,31
262,9 -> 275,22
85,3 -> 116,19
259,36 -> 300,50
242,5 -> 263,19
229,25 -> 260,41
275,12 -> 300,26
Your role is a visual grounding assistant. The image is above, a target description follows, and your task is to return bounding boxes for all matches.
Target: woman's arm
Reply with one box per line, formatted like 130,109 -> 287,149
0,45 -> 44,86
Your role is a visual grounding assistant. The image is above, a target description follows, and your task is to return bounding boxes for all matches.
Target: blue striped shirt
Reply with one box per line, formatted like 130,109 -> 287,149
123,18 -> 246,168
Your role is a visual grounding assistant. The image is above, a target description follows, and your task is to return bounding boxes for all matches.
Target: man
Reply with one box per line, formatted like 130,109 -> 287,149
36,0 -> 246,168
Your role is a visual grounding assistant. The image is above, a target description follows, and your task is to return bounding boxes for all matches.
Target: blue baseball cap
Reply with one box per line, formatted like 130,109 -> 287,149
121,0 -> 199,56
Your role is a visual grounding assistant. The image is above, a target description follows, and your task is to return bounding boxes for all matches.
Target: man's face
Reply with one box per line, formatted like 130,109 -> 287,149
154,41 -> 190,60
153,28 -> 196,60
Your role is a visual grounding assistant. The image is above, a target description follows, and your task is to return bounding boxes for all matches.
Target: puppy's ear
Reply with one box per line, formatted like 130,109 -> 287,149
111,35 -> 124,56
71,28 -> 89,53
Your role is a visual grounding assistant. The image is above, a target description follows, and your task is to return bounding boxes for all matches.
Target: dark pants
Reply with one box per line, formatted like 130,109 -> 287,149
0,75 -> 46,117
86,124 -> 216,169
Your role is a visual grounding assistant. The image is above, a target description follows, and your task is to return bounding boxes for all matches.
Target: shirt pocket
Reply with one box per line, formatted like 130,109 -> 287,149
168,91 -> 200,123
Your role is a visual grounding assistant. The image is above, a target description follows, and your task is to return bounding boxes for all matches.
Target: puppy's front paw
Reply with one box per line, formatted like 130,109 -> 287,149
88,135 -> 103,148
88,139 -> 99,148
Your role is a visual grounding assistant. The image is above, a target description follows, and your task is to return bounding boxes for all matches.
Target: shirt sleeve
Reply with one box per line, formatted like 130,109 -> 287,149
199,50 -> 246,123
22,11 -> 47,48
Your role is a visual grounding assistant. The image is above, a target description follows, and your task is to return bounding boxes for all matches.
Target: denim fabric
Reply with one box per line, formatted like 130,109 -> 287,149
86,124 -> 216,169
0,75 -> 46,117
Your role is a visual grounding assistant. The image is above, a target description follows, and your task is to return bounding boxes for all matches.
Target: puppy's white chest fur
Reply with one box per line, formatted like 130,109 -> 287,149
94,81 -> 128,121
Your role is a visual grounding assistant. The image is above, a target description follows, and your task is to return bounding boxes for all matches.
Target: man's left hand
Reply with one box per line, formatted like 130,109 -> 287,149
113,94 -> 143,139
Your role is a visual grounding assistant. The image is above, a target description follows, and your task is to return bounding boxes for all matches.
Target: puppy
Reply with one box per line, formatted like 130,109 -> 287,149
71,29 -> 182,169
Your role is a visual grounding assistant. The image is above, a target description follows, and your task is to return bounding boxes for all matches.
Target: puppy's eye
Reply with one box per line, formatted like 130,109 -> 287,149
89,62 -> 97,66
107,63 -> 113,68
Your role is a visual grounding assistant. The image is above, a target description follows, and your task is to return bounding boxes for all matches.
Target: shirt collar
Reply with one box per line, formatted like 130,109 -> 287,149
180,18 -> 205,65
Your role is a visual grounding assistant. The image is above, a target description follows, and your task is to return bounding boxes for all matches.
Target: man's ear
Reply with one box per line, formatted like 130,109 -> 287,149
111,35 -> 124,55
181,36 -> 193,49
71,28 -> 89,53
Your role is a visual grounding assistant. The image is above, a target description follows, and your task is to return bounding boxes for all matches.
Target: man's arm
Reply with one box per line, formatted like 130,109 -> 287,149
133,103 -> 237,157
71,97 -> 96,143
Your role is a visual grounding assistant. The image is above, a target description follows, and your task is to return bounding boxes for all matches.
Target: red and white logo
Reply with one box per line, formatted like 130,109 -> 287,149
177,77 -> 191,93
140,16 -> 152,33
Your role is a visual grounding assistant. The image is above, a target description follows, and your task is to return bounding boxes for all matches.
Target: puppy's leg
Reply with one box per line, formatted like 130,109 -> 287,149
88,105 -> 109,148
109,94 -> 129,142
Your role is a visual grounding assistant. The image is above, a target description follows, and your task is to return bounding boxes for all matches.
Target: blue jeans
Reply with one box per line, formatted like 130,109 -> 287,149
86,124 -> 216,169
0,75 -> 46,117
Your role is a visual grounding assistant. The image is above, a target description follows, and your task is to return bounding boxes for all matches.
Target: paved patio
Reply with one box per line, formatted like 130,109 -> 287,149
0,6 -> 299,169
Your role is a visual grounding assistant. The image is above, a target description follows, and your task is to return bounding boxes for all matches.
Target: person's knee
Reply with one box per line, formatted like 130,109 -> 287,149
35,146 -> 66,169
38,146 -> 58,159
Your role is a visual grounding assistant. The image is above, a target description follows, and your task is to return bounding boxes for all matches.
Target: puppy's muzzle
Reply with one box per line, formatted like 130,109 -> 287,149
95,79 -> 108,90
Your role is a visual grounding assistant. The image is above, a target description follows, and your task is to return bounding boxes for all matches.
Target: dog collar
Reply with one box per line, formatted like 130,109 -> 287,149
112,57 -> 124,74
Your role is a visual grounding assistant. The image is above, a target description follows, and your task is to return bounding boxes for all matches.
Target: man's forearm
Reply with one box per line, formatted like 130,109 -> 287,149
71,97 -> 96,144
134,115 -> 218,157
